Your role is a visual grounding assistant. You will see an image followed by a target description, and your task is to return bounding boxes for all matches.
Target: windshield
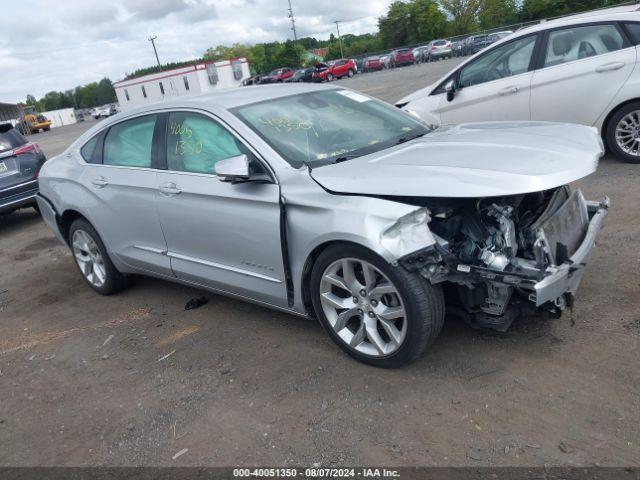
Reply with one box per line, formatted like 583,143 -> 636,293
232,89 -> 429,167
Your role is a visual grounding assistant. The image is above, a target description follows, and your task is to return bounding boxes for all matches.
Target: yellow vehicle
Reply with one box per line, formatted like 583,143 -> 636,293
18,106 -> 52,134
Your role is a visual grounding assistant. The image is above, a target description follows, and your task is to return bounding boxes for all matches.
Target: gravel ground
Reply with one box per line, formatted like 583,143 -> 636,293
1,59 -> 639,467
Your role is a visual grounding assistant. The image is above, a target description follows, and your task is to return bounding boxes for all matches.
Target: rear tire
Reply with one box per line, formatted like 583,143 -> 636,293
606,101 -> 640,164
310,244 -> 445,368
68,218 -> 130,295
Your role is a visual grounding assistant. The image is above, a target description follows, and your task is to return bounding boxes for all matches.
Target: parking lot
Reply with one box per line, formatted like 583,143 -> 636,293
1,58 -> 639,467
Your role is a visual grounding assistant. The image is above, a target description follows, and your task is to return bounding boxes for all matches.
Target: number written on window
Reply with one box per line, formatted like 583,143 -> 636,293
166,113 -> 246,174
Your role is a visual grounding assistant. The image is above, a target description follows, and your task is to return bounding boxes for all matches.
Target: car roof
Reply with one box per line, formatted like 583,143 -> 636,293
465,6 -> 640,55
516,5 -> 640,36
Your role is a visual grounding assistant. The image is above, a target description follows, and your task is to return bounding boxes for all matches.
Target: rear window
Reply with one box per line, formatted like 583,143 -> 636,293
0,124 -> 27,153
397,49 -> 411,54
433,40 -> 446,46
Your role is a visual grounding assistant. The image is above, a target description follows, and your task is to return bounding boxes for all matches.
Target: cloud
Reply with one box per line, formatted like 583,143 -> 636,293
124,0 -> 190,21
0,0 -> 392,102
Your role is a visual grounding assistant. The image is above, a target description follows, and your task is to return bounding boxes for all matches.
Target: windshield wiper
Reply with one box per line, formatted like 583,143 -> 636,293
330,154 -> 362,164
395,132 -> 427,145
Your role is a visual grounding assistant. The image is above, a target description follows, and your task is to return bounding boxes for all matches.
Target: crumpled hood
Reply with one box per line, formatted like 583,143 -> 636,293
310,122 -> 604,198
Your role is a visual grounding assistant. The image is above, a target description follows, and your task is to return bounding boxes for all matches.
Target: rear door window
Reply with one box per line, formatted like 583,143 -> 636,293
103,115 -> 157,168
543,24 -> 625,67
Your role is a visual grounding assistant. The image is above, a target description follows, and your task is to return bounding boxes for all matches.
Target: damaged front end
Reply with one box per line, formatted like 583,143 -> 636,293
384,187 -> 609,331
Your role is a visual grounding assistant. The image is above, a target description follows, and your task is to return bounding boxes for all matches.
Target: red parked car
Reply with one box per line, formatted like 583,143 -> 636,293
260,67 -> 295,83
390,48 -> 414,68
312,59 -> 357,82
362,56 -> 384,72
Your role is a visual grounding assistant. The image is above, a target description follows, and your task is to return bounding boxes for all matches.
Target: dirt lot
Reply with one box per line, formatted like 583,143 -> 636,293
1,59 -> 639,467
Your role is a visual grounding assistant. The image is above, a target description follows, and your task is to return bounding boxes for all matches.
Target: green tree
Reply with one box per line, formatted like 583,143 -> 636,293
440,0 -> 482,35
324,42 -> 344,61
378,1 -> 412,48
277,40 -> 306,67
95,78 -> 117,105
479,0 -> 518,30
41,91 -> 63,111
408,0 -> 448,43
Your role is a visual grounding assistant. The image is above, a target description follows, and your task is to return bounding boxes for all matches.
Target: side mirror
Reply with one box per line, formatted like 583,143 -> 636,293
215,154 -> 250,183
445,80 -> 457,102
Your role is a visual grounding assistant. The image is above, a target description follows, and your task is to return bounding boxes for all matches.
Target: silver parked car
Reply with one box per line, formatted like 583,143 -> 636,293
37,84 -> 609,367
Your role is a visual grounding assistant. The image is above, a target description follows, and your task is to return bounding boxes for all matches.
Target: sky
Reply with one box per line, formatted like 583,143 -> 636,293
0,0 -> 393,103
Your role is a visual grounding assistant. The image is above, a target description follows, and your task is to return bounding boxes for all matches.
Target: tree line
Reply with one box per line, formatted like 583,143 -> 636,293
381,0 -> 621,50
25,78 -> 117,112
24,0 -> 624,109
202,0 -> 623,73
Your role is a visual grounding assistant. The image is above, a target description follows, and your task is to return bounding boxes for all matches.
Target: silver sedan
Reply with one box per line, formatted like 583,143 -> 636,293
37,83 -> 608,367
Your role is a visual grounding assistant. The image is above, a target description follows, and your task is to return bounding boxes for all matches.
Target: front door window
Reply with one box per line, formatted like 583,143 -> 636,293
459,35 -> 537,88
166,112 -> 248,175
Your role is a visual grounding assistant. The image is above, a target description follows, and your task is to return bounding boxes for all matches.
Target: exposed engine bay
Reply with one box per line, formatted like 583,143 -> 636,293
389,186 -> 608,331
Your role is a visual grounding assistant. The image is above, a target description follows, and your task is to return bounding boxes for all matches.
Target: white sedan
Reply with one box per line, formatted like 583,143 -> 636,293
396,5 -> 640,163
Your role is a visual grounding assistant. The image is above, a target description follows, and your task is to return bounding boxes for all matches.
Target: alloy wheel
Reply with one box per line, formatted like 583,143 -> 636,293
72,229 -> 106,288
615,110 -> 640,157
319,258 -> 407,357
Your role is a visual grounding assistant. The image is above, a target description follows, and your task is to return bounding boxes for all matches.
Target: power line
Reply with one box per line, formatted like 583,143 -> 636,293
148,35 -> 162,69
287,0 -> 298,41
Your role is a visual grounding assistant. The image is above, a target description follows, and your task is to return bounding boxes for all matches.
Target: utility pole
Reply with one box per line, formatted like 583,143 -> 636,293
148,35 -> 162,70
333,20 -> 344,58
287,0 -> 298,41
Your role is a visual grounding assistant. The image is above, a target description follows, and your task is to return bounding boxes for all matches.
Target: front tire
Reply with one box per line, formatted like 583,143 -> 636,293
69,218 -> 130,295
326,73 -> 334,82
310,244 -> 445,368
606,101 -> 640,163
347,69 -> 354,78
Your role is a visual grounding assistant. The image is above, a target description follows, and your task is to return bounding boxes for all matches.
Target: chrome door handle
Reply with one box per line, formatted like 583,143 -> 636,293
596,62 -> 625,73
158,182 -> 182,195
91,177 -> 108,188
498,86 -> 520,96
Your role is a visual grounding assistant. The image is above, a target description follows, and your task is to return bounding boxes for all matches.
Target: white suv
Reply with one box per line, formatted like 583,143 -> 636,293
396,6 -> 640,163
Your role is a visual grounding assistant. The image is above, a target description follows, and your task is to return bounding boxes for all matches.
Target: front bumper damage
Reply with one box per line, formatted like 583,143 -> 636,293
395,192 -> 610,326
531,197 -> 609,307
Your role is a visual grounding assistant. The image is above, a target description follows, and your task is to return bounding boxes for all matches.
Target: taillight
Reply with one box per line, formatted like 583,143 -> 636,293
12,143 -> 36,156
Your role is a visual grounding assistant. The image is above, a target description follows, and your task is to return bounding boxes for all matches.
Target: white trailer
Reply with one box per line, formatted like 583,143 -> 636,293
113,58 -> 250,111
40,108 -> 78,128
